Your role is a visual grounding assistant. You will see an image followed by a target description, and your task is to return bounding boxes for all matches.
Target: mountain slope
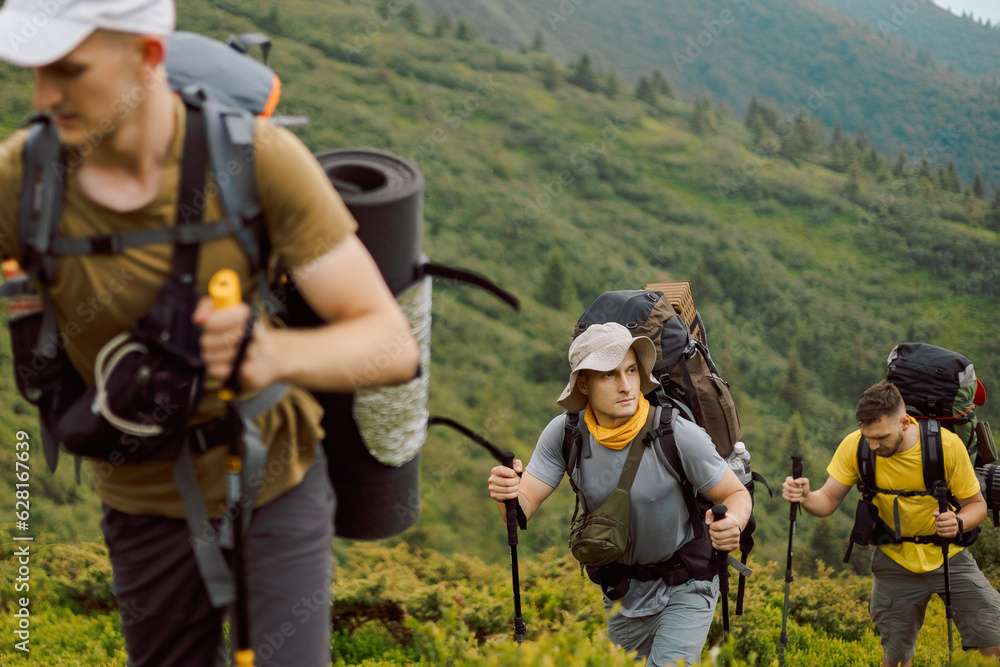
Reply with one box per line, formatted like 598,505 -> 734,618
814,0 -> 1000,80
416,0 -> 1000,189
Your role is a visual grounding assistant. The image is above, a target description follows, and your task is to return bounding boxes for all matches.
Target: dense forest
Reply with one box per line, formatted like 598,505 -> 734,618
0,0 -> 999,663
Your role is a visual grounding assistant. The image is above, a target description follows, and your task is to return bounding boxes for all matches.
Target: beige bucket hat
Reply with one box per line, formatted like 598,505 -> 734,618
557,322 -> 658,412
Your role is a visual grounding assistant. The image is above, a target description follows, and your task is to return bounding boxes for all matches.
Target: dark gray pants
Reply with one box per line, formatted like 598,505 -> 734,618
101,452 -> 335,666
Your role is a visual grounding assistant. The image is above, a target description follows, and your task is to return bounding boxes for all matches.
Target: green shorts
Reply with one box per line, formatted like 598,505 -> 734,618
870,548 -> 1000,664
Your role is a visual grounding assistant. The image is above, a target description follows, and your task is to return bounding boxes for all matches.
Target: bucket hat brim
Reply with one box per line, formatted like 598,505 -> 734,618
557,322 -> 658,413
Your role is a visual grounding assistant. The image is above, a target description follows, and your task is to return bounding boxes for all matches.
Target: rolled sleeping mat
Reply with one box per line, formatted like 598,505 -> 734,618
287,148 -> 427,540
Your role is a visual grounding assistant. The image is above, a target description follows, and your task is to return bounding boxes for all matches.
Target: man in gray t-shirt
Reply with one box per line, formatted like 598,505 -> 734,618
488,322 -> 751,666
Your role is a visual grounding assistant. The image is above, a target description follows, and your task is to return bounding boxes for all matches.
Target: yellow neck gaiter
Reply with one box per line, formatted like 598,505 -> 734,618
584,394 -> 650,450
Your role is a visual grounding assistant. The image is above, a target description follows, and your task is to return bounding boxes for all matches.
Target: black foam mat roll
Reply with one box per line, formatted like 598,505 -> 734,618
286,148 -> 426,540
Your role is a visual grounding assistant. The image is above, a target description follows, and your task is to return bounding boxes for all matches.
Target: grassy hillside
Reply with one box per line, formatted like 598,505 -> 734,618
0,0 -> 999,662
415,0 -> 1000,189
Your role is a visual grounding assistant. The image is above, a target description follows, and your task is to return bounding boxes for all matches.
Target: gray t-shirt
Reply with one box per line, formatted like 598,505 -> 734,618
525,407 -> 727,616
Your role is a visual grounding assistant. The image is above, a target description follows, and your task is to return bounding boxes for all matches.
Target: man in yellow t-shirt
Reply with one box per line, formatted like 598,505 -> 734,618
0,0 -> 419,665
782,380 -> 1000,667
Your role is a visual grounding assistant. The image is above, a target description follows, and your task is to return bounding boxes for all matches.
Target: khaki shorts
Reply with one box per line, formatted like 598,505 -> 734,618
870,548 -> 1000,664
606,576 -> 719,667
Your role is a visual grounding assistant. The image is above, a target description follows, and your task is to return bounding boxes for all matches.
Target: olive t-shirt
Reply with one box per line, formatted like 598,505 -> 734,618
0,94 -> 357,517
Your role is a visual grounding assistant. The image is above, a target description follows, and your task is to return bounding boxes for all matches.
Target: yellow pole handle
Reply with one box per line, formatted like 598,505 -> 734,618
209,268 -> 242,310
235,649 -> 255,667
208,269 -> 242,402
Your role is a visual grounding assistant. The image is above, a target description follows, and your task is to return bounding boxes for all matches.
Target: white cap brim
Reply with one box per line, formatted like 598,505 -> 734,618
0,12 -> 96,67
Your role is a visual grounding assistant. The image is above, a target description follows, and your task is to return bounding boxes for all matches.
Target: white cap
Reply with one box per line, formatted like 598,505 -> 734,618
0,0 -> 175,68
733,441 -> 746,455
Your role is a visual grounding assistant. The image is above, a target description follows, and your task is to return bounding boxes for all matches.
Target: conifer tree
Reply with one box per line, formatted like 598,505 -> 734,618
399,2 -> 423,33
433,14 -> 452,38
455,18 -> 477,41
946,158 -> 962,192
690,95 -> 714,135
635,76 -> 657,105
781,412 -> 807,468
778,348 -> 809,415
972,170 -> 986,198
854,127 -> 870,152
603,67 -> 621,99
745,97 -> 760,128
540,56 -> 560,91
261,7 -> 283,34
830,122 -> 843,148
539,248 -> 570,309
650,69 -> 674,99
893,150 -> 908,178
568,52 -> 599,92
918,152 -> 932,179
810,521 -> 843,571
988,186 -> 1000,231
531,29 -> 545,52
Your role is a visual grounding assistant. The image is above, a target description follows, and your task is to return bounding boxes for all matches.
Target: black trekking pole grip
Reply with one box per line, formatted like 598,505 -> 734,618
712,504 -> 730,635
790,455 -> 803,523
711,504 -> 729,590
501,452 -> 518,547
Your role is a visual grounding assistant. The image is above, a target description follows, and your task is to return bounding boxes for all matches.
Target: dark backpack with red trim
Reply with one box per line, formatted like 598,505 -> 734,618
887,343 -> 995,465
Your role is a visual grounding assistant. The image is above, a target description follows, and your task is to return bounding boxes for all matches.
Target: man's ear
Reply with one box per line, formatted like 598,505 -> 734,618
576,373 -> 589,398
137,35 -> 166,75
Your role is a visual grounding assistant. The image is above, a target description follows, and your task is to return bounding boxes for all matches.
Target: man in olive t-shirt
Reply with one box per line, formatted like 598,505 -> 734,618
0,1 -> 419,665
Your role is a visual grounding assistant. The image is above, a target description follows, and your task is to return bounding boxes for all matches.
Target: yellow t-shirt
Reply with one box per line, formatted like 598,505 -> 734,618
0,95 -> 357,518
828,416 -> 982,572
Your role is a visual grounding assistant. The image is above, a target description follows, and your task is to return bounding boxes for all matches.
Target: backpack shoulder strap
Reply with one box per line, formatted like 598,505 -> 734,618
18,115 -> 66,284
655,407 -> 707,540
920,418 -> 945,495
562,411 -> 583,477
857,434 -> 877,499
178,88 -> 272,307
562,411 -> 587,522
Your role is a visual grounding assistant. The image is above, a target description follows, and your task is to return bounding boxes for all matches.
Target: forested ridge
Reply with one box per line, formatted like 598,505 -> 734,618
0,0 -> 998,663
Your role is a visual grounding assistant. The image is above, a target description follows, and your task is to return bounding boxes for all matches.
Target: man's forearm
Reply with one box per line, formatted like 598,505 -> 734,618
721,488 -> 753,531
800,489 -> 841,517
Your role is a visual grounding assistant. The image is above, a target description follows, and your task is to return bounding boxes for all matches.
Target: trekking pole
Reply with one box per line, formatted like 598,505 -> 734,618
711,504 -> 731,636
779,455 -> 803,667
427,417 -> 526,643
502,451 -> 527,644
934,481 -> 955,664
209,269 -> 254,667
